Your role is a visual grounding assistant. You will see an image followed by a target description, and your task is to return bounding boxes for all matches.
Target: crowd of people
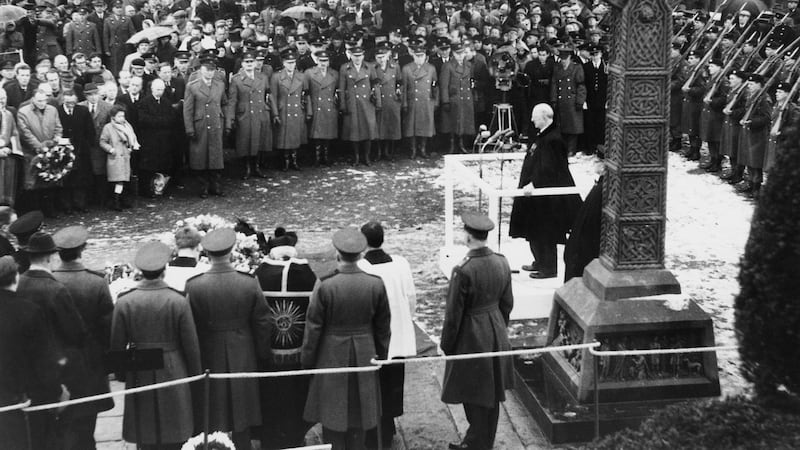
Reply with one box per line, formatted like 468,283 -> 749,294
0,0 -> 624,219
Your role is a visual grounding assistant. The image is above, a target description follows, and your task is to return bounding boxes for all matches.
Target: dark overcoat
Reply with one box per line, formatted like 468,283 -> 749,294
563,176 -> 603,282
225,70 -> 272,156
765,103 -> 799,171
183,77 -> 227,170
509,123 -> 583,243
721,86 -> 746,158
550,60 -> 586,134
375,62 -> 403,140
185,262 -> 272,432
401,62 -> 438,137
439,59 -> 475,135
700,77 -> 728,143
681,68 -> 706,136
339,61 -> 380,141
58,104 -> 95,188
137,94 -> 177,172
582,60 -> 607,147
301,264 -> 391,432
0,290 -> 62,450
103,14 -> 136,74
65,21 -> 101,57
524,56 -> 555,107
35,19 -> 61,59
303,66 -> 339,140
669,56 -> 686,134
52,260 -> 115,416
440,246 -> 514,408
739,92 -> 772,169
270,69 -> 307,149
78,100 -> 112,175
17,270 -> 91,416
110,279 -> 201,445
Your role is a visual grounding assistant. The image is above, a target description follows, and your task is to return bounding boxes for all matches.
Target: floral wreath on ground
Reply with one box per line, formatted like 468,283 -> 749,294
181,431 -> 236,450
106,215 -> 266,300
33,139 -> 75,183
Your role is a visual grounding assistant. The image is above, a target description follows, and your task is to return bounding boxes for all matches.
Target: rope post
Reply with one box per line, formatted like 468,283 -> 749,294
593,349 -> 600,441
203,370 -> 210,450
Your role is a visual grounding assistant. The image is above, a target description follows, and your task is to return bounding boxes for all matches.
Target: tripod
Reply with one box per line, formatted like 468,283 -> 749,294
489,103 -> 516,134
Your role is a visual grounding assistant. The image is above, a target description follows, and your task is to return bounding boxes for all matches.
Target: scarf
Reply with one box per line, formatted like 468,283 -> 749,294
112,120 -> 140,150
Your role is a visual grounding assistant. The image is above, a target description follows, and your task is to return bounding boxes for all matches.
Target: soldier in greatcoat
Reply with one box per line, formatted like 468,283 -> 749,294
103,0 -> 136,75
66,7 -> 101,59
110,242 -> 202,449
374,46 -> 402,161
738,73 -> 772,197
302,228 -> 391,450
34,6 -> 62,60
699,59 -> 727,173
52,226 -> 115,449
271,50 -> 307,171
183,55 -> 227,198
765,82 -> 799,173
669,42 -> 686,152
303,50 -> 339,166
440,42 -> 475,154
582,45 -> 607,156
402,45 -> 438,159
185,229 -> 272,450
721,70 -> 747,185
339,46 -> 381,166
225,49 -> 271,179
550,46 -> 586,156
681,50 -> 707,161
441,213 -> 514,450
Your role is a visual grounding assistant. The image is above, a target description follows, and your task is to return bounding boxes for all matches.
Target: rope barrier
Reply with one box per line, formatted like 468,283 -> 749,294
0,399 -> 30,413
208,365 -> 380,379
589,344 -> 739,357
371,342 -> 601,366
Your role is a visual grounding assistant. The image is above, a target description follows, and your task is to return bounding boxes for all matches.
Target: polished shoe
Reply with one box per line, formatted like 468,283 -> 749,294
199,190 -> 208,199
735,181 -> 754,193
704,163 -> 721,173
529,271 -> 557,279
521,263 -> 539,272
726,174 -> 744,185
684,151 -> 701,161
448,442 -> 471,450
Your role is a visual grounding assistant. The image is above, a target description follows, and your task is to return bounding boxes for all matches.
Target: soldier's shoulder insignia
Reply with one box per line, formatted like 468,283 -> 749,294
456,255 -> 472,268
319,269 -> 339,281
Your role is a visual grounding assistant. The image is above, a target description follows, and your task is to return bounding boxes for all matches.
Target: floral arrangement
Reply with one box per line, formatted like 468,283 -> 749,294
105,262 -> 138,302
181,431 -> 236,450
175,214 -> 235,233
33,139 -> 75,183
174,214 -> 265,274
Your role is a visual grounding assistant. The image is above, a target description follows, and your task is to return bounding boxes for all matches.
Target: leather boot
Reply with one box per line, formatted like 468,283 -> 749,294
685,145 -> 701,161
386,141 -> 394,161
110,193 -> 123,211
704,156 -> 722,172
750,182 -> 762,199
448,134 -> 457,154
241,157 -> 251,180
282,156 -> 290,172
352,144 -> 360,166
210,172 -> 225,196
290,151 -> 301,171
252,157 -> 266,178
322,144 -> 331,166
419,138 -> 428,158
362,142 -> 371,166
724,165 -> 744,184
375,141 -> 383,161
409,137 -> 417,159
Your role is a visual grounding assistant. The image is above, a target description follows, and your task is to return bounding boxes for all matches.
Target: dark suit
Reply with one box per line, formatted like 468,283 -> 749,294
582,60 -> 607,154
58,104 -> 95,211
137,94 -> 177,175
115,92 -> 142,130
52,260 -> 115,449
0,289 -> 61,450
509,123 -> 583,273
4,79 -> 38,110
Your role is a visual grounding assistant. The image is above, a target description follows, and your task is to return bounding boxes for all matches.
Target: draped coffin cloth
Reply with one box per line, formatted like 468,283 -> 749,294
253,259 -> 317,448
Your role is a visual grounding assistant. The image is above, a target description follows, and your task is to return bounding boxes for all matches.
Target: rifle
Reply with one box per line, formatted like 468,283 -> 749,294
740,68 -> 783,128
679,0 -> 731,59
704,43 -> 745,103
674,12 -> 699,44
724,5 -> 762,64
769,58 -> 800,137
740,11 -> 790,71
683,22 -> 733,92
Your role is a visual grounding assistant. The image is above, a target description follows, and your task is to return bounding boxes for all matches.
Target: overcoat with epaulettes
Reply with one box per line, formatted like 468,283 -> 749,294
303,66 -> 339,140
401,61 -> 438,137
339,61 -> 380,141
550,60 -> 586,134
375,61 -> 403,140
439,58 -> 475,135
65,21 -> 101,57
270,68 -> 307,149
700,76 -> 728,143
721,85 -> 746,158
225,70 -> 272,157
183,77 -> 227,170
739,91 -> 772,169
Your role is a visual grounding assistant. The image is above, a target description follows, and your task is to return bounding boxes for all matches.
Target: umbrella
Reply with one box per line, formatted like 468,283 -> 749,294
126,26 -> 173,45
0,5 -> 26,24
281,5 -> 320,20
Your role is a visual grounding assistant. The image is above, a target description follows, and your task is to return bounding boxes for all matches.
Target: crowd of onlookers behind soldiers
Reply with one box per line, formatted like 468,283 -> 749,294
671,1 -> 800,199
0,0 -> 620,219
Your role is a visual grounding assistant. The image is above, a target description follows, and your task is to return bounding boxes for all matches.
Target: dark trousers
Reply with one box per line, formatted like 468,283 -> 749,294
60,413 -> 97,450
529,239 -> 557,274
58,186 -> 88,211
463,402 -> 500,450
323,426 -> 366,450
563,133 -> 579,155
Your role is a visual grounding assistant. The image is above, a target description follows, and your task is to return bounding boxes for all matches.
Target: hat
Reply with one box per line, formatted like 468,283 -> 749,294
315,49 -> 330,59
332,227 -> 367,254
730,69 -> 748,80
776,81 -> 791,92
375,44 -> 391,55
437,38 -> 451,49
269,232 -> 297,248
0,256 -> 17,281
84,82 -> 99,94
77,6 -> 89,14
23,232 -> 58,254
452,42 -> 465,53
60,71 -> 75,82
174,50 -> 190,61
229,28 -> 243,42
202,228 -> 236,253
130,58 -> 145,67
92,0 -> 105,5
766,40 -> 782,50
242,49 -> 256,61
134,241 -> 172,271
296,33 -> 308,43
141,52 -> 156,61
588,44 -> 603,54
112,0 -> 123,7
173,10 -> 187,18
349,46 -> 364,56
748,73 -> 765,84
461,212 -> 495,233
687,50 -> 702,58
36,53 -> 51,65
53,226 -> 88,250
188,36 -> 202,47
709,58 -> 723,67
411,44 -> 426,55
671,41 -> 682,50
8,211 -> 44,237
281,49 -> 298,61
256,49 -> 267,60
199,56 -> 217,68
557,45 -> 574,56
174,226 -> 202,249
0,60 -> 14,70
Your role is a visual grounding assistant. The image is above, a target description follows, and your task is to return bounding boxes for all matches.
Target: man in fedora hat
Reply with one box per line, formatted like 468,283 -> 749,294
184,228 -> 272,450
52,226 -> 115,449
302,227 -> 391,450
442,212 -> 514,450
7,209 -> 44,273
16,231 -> 90,448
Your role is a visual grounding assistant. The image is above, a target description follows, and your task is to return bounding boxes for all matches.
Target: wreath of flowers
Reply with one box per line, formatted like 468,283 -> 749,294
33,140 -> 75,183
174,214 -> 265,274
181,431 -> 236,450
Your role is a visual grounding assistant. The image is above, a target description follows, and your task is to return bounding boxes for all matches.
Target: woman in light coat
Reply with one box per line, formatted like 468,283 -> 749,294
99,105 -> 139,211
